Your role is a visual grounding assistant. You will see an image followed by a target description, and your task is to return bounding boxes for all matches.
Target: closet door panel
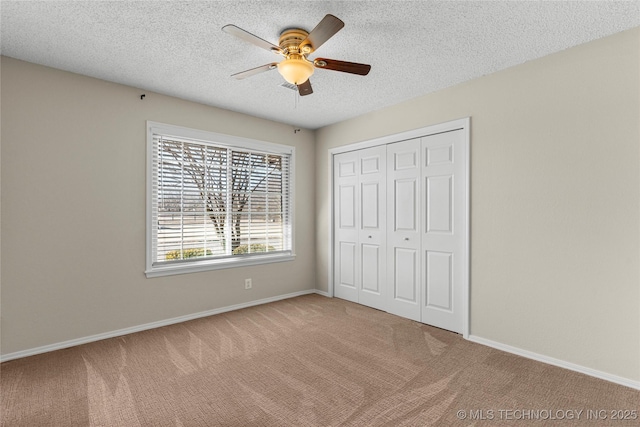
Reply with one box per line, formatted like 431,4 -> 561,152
425,250 -> 453,311
425,175 -> 453,234
334,151 -> 359,303
394,179 -> 417,231
393,247 -> 418,302
386,139 -> 421,321
338,242 -> 357,288
361,244 -> 380,293
361,182 -> 380,228
334,146 -> 387,310
421,130 -> 466,333
357,146 -> 387,311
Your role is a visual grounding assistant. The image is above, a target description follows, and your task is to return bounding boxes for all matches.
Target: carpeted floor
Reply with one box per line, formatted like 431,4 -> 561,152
1,294 -> 638,426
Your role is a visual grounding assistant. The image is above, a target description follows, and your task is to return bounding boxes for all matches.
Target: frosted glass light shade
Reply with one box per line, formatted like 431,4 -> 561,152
277,58 -> 314,85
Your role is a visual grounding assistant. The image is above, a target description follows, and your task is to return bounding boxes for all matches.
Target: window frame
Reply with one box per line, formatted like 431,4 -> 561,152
145,121 -> 295,278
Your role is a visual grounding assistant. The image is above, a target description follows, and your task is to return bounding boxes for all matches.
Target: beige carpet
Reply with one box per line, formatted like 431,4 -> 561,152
1,294 -> 638,426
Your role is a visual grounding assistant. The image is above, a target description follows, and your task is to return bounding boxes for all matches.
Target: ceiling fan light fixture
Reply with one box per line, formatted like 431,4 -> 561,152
277,57 -> 314,85
224,15 -> 369,95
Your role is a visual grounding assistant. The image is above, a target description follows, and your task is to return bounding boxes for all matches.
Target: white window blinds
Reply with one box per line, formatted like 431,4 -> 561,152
146,123 -> 294,277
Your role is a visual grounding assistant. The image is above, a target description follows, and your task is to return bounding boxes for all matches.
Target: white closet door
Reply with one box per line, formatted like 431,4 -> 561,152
333,147 -> 387,310
333,119 -> 469,334
357,146 -> 387,311
386,139 -> 422,321
421,129 -> 467,333
334,150 -> 359,303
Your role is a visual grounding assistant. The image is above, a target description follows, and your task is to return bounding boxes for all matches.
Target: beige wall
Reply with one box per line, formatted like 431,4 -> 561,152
316,28 -> 640,382
0,57 -> 316,355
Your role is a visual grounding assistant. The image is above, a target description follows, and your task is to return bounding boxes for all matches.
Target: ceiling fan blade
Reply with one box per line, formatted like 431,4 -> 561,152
222,24 -> 282,53
299,14 -> 344,51
297,80 -> 313,96
314,58 -> 371,76
231,63 -> 278,80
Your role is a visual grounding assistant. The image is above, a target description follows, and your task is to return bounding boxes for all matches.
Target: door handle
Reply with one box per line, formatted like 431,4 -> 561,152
404,237 -> 409,241
368,235 -> 372,238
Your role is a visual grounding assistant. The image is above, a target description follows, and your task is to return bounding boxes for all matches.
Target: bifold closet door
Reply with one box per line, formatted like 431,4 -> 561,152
386,139 -> 422,321
421,129 -> 467,333
386,131 -> 467,332
334,150 -> 359,303
333,146 -> 387,311
334,126 -> 467,333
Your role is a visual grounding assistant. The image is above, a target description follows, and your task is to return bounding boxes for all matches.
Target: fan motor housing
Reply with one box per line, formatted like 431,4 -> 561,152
279,29 -> 310,54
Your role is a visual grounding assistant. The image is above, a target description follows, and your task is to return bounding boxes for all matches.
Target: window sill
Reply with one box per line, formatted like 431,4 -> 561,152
145,253 -> 296,278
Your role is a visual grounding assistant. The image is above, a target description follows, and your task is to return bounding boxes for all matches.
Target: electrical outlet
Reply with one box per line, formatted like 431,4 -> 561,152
244,278 -> 252,290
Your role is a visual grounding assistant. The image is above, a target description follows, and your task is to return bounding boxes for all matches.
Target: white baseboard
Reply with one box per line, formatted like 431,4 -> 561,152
314,289 -> 331,297
467,335 -> 640,391
1,289 -> 327,363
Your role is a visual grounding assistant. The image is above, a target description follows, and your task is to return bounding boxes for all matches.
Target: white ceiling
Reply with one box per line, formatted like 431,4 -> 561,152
2,1 -> 639,129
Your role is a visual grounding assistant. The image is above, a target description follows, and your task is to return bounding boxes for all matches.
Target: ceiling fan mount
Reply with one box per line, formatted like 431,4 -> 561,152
222,15 -> 371,96
277,28 -> 311,55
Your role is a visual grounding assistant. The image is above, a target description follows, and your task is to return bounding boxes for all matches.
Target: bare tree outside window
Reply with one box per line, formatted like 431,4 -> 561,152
156,138 -> 286,262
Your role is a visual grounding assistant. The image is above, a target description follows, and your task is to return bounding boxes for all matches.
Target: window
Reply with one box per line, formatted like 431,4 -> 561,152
146,122 -> 294,277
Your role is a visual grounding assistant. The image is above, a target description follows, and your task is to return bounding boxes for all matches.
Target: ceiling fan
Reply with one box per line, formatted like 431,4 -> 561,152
222,14 -> 371,96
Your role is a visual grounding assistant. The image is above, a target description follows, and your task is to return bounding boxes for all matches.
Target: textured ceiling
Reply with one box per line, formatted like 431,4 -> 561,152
2,1 -> 639,129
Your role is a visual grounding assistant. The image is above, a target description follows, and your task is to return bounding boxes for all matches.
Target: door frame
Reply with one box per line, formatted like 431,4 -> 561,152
328,117 -> 471,338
